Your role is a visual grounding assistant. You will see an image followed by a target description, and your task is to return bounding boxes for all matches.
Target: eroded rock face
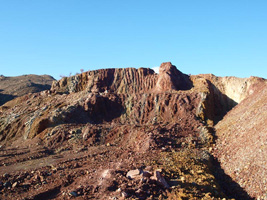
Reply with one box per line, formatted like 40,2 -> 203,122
51,62 -> 192,94
0,87 -> 201,141
155,62 -> 192,92
191,74 -> 264,124
51,67 -> 157,94
0,63 -> 202,143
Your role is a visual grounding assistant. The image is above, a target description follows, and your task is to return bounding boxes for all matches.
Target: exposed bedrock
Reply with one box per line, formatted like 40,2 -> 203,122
50,62 -> 192,94
192,74 -> 265,124
0,62 -> 198,142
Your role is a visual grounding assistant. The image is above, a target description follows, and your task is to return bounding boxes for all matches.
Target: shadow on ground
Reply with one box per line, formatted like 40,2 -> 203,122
211,156 -> 253,200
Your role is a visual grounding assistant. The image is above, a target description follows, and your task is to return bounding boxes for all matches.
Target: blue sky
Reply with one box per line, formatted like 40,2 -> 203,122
0,0 -> 266,80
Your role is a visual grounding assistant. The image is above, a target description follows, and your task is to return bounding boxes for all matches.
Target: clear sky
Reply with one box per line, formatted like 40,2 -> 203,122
0,0 -> 266,80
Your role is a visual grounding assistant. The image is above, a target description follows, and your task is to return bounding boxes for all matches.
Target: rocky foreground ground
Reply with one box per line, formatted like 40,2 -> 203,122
0,62 -> 266,199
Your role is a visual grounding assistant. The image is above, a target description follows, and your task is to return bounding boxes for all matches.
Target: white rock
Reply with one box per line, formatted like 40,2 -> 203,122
126,169 -> 141,179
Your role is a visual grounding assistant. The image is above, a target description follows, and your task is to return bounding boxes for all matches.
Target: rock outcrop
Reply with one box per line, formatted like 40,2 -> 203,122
191,74 -> 264,124
155,62 -> 192,92
0,63 -> 199,142
50,62 -> 192,94
51,67 -> 156,94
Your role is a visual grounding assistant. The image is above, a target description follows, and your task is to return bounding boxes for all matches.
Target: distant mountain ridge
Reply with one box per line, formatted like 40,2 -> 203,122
0,74 -> 55,105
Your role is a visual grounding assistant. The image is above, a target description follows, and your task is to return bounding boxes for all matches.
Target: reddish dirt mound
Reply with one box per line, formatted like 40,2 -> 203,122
213,80 -> 267,199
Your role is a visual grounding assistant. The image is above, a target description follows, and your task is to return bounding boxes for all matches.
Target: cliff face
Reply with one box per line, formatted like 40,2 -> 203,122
0,62 -> 265,199
50,62 -> 192,94
51,68 -> 156,94
191,74 -> 264,124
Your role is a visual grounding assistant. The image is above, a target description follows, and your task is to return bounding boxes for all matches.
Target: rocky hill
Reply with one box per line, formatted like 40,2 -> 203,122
0,62 -> 265,200
0,74 -> 55,106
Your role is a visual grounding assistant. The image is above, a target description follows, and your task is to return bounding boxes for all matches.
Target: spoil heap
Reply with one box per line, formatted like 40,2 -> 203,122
214,80 -> 267,199
0,62 -> 265,199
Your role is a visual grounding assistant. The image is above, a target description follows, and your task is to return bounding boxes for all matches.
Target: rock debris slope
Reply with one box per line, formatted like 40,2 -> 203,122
0,74 -> 55,106
213,80 -> 267,199
0,62 -> 265,200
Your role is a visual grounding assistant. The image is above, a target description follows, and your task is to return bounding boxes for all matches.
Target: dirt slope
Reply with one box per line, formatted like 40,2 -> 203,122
213,80 -> 267,199
0,74 -> 55,106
